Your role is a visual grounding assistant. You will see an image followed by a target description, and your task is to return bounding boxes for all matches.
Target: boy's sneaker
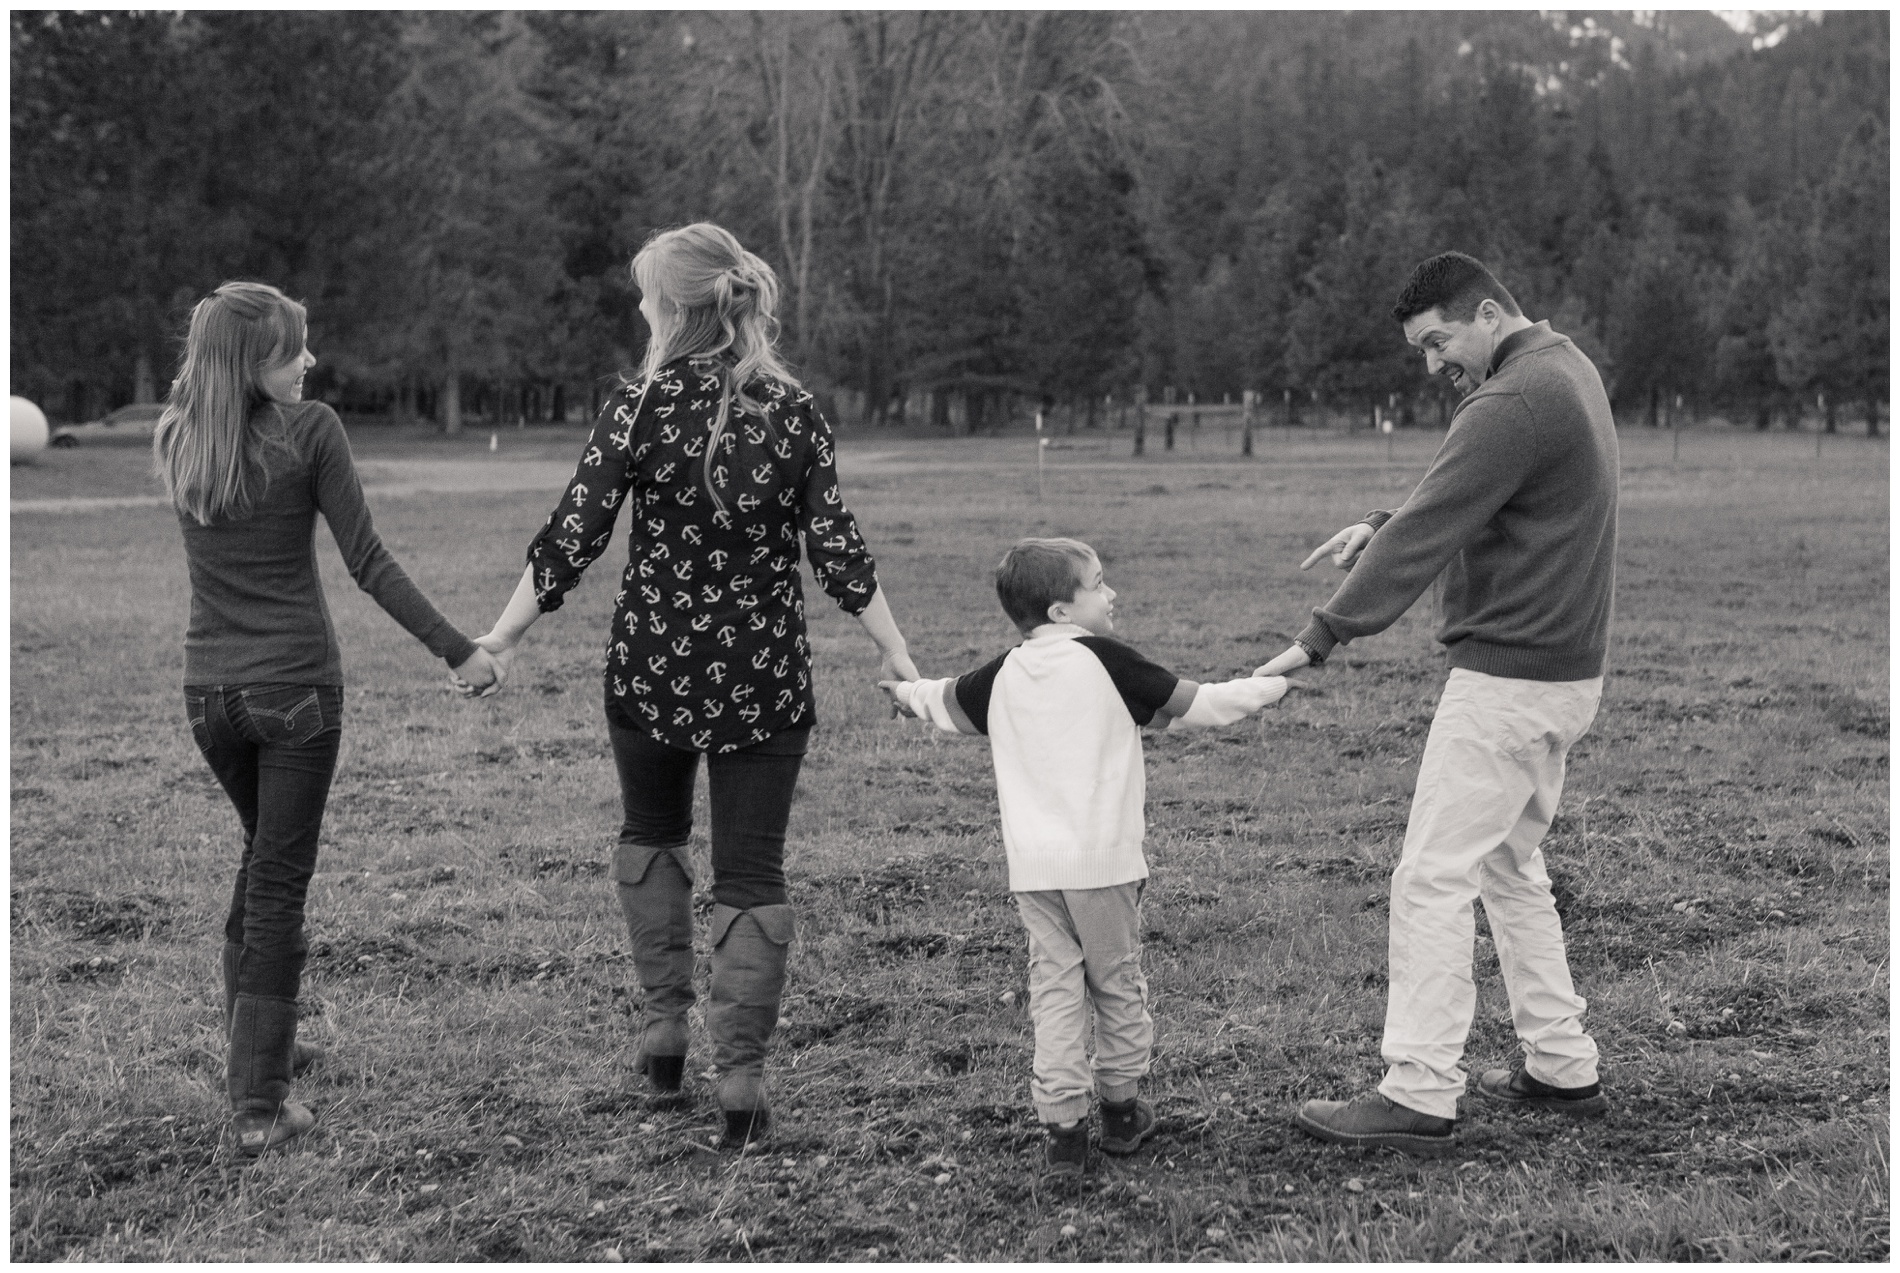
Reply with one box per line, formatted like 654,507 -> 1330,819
1099,1097 -> 1156,1155
1041,1120 -> 1089,1178
1477,1064 -> 1608,1118
1293,1092 -> 1455,1156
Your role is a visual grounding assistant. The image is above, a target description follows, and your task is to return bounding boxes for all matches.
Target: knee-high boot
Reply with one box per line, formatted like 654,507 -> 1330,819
223,942 -> 322,1076
614,846 -> 697,1092
227,993 -> 315,1156
707,903 -> 794,1147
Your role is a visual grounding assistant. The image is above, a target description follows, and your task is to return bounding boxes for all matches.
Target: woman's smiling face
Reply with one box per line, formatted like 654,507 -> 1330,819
258,344 -> 316,404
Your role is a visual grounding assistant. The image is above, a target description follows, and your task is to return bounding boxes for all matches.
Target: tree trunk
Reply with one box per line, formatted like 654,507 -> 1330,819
1754,397 -> 1771,430
1822,393 -> 1836,433
1867,399 -> 1881,438
134,351 -> 156,404
1646,385 -> 1660,427
443,373 -> 463,435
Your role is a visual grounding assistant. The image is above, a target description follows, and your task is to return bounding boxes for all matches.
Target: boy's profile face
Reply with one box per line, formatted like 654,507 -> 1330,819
1048,553 -> 1116,635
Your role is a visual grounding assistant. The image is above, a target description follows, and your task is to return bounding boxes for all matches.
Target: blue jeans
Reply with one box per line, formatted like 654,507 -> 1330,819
186,684 -> 343,1001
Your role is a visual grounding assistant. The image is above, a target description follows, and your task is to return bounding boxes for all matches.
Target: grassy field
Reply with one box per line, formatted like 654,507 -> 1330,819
9,424 -> 1889,1261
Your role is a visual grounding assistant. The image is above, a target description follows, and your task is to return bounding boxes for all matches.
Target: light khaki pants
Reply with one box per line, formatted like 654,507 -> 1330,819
1015,882 -> 1153,1124
1379,668 -> 1604,1120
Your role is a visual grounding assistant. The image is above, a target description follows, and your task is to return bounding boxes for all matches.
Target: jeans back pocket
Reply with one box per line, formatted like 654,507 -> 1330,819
235,684 -> 337,748
184,690 -> 213,757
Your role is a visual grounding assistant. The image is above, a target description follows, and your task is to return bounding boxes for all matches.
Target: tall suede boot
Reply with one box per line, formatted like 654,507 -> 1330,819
228,993 -> 315,1156
223,943 -> 322,1076
614,848 -> 697,1093
706,903 -> 794,1148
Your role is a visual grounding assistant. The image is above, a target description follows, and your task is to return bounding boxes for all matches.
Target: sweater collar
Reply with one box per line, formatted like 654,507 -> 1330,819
1026,623 -> 1094,643
1487,320 -> 1558,378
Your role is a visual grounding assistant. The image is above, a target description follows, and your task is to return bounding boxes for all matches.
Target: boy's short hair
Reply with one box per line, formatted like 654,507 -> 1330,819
1392,251 -> 1522,324
995,537 -> 1097,632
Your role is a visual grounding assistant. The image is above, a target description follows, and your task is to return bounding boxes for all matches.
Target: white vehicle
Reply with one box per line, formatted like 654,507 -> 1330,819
50,402 -> 164,448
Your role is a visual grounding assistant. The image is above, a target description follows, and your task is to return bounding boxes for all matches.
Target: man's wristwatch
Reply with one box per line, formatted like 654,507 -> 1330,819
1294,637 -> 1326,668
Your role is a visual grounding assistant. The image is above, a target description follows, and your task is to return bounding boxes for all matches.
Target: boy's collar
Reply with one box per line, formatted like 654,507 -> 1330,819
1026,622 -> 1094,641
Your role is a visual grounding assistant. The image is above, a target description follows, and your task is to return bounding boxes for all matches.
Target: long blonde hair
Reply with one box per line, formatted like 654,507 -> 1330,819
153,281 -> 306,525
632,224 -> 799,512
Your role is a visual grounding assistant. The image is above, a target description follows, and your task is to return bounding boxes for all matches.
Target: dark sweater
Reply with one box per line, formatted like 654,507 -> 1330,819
1297,322 -> 1618,682
177,401 -> 477,686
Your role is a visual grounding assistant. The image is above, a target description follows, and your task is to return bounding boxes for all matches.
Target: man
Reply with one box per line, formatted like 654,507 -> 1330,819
1258,251 -> 1618,1154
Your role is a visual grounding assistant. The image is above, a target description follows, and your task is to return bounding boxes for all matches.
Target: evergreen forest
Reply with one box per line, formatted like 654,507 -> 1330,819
10,10 -> 1889,434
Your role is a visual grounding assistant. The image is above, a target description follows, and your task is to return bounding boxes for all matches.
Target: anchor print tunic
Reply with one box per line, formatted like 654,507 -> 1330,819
525,356 -> 879,752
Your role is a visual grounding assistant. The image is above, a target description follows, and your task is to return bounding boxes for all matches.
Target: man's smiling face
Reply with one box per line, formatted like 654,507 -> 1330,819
1402,303 -> 1502,396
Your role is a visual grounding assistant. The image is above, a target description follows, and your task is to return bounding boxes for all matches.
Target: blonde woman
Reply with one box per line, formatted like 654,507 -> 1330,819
156,282 -> 499,1155
470,224 -> 916,1147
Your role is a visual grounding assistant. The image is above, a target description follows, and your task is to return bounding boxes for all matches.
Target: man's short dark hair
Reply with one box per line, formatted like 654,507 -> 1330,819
1392,252 -> 1522,324
995,537 -> 1096,632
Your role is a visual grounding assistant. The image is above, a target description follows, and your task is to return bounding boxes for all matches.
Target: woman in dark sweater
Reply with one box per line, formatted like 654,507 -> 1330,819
156,282 -> 499,1155
469,224 -> 917,1147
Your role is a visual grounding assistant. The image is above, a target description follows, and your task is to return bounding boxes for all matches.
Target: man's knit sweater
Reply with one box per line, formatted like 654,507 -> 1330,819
1296,322 -> 1618,682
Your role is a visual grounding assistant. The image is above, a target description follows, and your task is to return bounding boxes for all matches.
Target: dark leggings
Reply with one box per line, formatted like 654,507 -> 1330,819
186,684 -> 344,1000
605,698 -> 808,911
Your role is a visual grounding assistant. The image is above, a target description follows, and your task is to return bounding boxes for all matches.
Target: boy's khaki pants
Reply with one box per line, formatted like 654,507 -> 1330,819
1015,882 -> 1153,1124
1380,668 -> 1604,1120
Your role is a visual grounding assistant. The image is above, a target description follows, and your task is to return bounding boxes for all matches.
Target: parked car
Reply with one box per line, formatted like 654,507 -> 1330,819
50,402 -> 166,448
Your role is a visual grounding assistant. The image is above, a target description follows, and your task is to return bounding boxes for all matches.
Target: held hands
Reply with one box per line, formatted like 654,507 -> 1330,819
449,632 -> 519,699
877,646 -> 921,719
1258,521 -> 1370,679
1254,645 -> 1312,679
878,679 -> 920,719
1301,522 -> 1375,572
879,646 -> 921,684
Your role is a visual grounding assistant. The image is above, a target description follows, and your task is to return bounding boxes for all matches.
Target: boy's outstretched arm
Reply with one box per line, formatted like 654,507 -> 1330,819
880,678 -> 983,735
1153,673 -> 1291,731
880,649 -> 1005,736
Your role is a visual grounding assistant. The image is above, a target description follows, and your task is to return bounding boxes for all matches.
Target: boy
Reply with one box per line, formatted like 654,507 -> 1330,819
881,537 -> 1290,1177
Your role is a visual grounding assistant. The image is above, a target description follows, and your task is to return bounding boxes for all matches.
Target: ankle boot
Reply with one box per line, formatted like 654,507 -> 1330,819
223,943 -> 323,1077
706,903 -> 794,1147
228,993 -> 315,1156
615,846 -> 697,1092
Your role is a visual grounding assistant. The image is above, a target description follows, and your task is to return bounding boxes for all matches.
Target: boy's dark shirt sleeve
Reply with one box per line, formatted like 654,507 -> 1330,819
951,652 -> 1011,735
1074,637 -> 1182,726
